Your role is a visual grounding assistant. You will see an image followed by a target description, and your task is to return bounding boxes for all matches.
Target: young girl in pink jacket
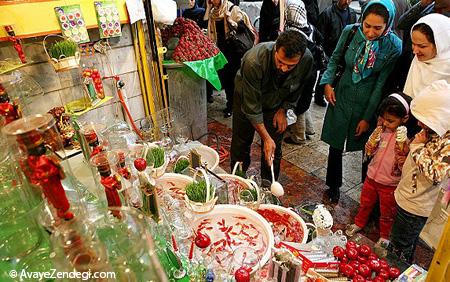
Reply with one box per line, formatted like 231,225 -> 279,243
345,93 -> 412,251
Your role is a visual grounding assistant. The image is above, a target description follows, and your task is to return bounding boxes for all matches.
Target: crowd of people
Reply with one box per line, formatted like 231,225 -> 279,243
181,0 -> 450,265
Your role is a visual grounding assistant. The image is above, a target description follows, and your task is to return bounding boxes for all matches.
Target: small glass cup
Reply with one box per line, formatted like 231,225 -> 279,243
228,246 -> 262,279
174,125 -> 191,152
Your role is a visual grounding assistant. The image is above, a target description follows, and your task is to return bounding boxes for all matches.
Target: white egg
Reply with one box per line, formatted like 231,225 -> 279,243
271,182 -> 284,197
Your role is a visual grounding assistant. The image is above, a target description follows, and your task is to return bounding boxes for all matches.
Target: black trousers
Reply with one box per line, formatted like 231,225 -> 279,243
218,57 -> 241,111
325,146 -> 368,190
389,205 -> 428,263
230,104 -> 283,181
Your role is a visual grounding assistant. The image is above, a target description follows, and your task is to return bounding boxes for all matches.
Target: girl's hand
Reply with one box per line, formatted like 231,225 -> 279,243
355,120 -> 370,137
324,84 -> 336,106
412,130 -> 428,144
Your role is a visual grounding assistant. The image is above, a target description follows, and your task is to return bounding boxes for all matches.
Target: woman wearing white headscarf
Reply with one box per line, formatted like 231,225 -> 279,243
403,14 -> 450,98
204,0 -> 254,117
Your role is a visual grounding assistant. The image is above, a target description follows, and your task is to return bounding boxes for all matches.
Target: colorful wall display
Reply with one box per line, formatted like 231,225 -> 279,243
54,5 -> 90,43
94,1 -> 122,39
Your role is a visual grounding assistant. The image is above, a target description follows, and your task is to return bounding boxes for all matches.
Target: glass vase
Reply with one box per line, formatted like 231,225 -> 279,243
0,128 -> 54,280
2,113 -> 87,225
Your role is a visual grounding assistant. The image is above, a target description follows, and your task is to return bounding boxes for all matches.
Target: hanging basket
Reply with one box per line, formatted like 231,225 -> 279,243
43,35 -> 80,72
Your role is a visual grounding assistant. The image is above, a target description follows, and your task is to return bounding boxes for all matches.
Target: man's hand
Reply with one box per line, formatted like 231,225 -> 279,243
273,108 -> 287,134
324,84 -> 336,106
355,120 -> 370,137
263,136 -> 276,166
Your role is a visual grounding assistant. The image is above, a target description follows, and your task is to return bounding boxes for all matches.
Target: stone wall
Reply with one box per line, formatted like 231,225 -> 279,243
0,24 -> 146,126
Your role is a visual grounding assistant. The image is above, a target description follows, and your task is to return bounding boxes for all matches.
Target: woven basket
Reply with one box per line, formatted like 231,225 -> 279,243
43,35 -> 80,72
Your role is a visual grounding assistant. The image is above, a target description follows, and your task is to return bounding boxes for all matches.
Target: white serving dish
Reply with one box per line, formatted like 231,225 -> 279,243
192,204 -> 275,273
155,173 -> 193,200
257,204 -> 308,244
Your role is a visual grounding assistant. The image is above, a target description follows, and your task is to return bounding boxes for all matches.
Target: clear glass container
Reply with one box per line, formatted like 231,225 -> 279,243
2,113 -> 87,224
93,207 -> 168,281
0,150 -> 44,261
0,70 -> 43,118
57,69 -> 91,113
50,218 -> 109,276
0,119 -> 54,280
90,151 -> 130,218
78,123 -> 106,161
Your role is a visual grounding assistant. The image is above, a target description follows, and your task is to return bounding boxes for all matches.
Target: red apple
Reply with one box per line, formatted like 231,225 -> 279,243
347,241 -> 357,250
235,267 -> 250,282
389,266 -> 401,279
349,260 -> 360,271
341,255 -> 349,263
369,259 -> 381,272
347,247 -> 359,260
342,264 -> 355,278
378,268 -> 390,280
373,276 -> 385,282
358,255 -> 368,264
360,244 -> 371,257
368,253 -> 378,261
134,158 -> 147,171
194,232 -> 211,249
333,246 -> 346,259
339,262 -> 348,274
379,259 -> 389,271
352,274 -> 365,282
358,264 -> 371,278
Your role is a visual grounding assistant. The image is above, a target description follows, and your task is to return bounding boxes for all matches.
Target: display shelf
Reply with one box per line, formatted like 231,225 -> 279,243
66,95 -> 113,117
0,61 -> 33,75
0,0 -> 129,40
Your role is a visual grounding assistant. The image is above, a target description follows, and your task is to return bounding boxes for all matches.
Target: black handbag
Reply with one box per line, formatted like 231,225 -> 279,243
224,5 -> 255,58
332,24 -> 359,87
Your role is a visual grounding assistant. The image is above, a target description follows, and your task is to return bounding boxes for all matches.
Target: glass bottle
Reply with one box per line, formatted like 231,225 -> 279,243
2,113 -> 87,225
90,151 -> 129,219
78,123 -> 106,161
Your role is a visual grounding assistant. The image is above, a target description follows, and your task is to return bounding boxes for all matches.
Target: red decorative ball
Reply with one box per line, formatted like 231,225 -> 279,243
134,158 -> 147,171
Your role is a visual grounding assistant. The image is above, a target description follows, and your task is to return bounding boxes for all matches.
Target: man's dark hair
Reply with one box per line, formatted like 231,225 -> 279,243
412,23 -> 435,45
275,30 -> 307,58
362,3 -> 389,24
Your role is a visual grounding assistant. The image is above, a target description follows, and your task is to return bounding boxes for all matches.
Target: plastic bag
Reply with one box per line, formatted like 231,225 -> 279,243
152,0 -> 177,25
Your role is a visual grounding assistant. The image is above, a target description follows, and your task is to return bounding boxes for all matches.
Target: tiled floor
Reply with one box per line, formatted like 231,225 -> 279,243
206,91 -> 434,269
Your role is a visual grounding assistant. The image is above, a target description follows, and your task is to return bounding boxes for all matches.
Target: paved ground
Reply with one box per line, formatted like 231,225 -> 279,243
205,90 -> 434,269
207,91 -> 364,201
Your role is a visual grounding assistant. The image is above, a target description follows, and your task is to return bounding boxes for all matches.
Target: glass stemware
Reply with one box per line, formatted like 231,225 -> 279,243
174,125 -> 191,152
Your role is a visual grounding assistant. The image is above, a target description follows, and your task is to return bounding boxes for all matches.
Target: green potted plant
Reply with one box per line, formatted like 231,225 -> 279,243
184,168 -> 217,213
173,155 -> 190,174
143,143 -> 168,179
44,35 -> 80,72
